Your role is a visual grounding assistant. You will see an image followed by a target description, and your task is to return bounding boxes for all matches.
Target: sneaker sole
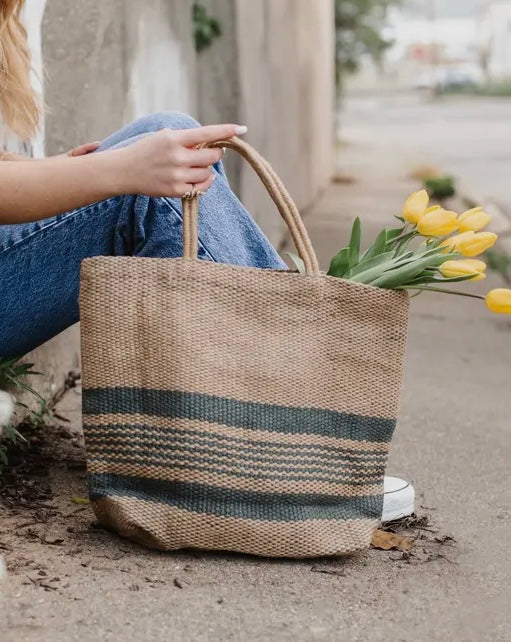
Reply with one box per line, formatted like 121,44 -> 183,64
381,498 -> 415,523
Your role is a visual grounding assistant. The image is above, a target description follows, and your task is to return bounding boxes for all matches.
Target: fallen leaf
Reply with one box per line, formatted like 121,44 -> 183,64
371,529 -> 414,552
71,496 -> 90,505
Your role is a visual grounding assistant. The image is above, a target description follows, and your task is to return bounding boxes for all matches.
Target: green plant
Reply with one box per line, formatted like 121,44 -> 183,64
288,188 -> 511,317
424,176 -> 456,201
192,3 -> 221,52
0,357 -> 47,470
335,0 -> 402,88
485,248 -> 511,285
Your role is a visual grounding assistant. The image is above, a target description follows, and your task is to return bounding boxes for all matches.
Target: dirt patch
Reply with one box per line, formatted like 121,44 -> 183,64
376,513 -> 457,565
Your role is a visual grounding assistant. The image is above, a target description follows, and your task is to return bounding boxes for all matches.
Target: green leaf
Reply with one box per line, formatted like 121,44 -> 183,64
408,274 -> 479,286
348,217 -> 362,268
386,227 -> 405,242
361,229 -> 388,261
327,247 -> 350,278
370,254 -> 454,289
392,231 -> 419,256
285,251 -> 306,275
350,257 -> 401,284
71,496 -> 90,505
349,251 -> 395,278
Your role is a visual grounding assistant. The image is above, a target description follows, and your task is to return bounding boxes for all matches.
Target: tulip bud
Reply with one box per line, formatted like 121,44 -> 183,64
458,207 -> 492,233
417,209 -> 459,237
485,288 -> 511,315
456,231 -> 497,257
402,189 -> 429,224
440,231 -> 475,253
440,259 -> 486,281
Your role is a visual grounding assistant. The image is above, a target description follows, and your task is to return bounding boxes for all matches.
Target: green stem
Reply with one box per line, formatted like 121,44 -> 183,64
397,285 -> 485,300
387,229 -> 415,246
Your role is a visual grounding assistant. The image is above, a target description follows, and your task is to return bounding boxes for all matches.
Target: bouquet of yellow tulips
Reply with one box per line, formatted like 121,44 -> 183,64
290,189 -> 511,315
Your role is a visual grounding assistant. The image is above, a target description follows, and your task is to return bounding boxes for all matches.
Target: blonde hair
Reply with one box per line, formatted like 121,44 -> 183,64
0,0 -> 40,139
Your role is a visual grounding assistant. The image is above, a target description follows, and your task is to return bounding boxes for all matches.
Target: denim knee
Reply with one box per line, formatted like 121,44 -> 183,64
97,111 -> 203,152
139,111 -> 201,133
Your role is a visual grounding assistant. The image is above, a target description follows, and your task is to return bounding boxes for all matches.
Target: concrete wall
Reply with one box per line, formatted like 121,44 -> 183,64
4,0 -> 334,402
42,0 -> 197,155
197,0 -> 335,243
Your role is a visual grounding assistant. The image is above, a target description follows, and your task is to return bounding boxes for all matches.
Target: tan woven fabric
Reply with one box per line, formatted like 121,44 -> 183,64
80,138 -> 409,558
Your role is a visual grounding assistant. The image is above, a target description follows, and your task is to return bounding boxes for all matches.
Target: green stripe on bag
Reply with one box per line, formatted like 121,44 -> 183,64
84,388 -> 395,443
88,473 -> 383,521
84,421 -> 388,461
88,451 -> 382,485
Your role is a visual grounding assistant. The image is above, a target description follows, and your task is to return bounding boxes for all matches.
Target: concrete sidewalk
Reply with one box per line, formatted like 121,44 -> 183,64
2,126 -> 511,641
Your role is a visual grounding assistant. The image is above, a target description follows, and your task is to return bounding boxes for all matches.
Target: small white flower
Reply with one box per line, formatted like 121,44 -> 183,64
0,390 -> 14,434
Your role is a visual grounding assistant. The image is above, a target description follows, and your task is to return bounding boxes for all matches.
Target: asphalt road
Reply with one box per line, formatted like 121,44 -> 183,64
340,92 -> 511,215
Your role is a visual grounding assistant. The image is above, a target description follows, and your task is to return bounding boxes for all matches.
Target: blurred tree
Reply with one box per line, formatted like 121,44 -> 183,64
335,0 -> 402,88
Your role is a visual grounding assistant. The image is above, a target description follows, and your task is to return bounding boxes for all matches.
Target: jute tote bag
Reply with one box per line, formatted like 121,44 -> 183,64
80,138 -> 409,558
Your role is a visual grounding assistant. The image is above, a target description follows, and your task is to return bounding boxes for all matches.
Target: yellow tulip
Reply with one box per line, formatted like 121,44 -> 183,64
485,289 -> 511,315
460,231 -> 497,257
417,209 -> 459,237
440,259 -> 486,281
457,207 -> 492,232
402,189 -> 429,224
440,231 -> 474,252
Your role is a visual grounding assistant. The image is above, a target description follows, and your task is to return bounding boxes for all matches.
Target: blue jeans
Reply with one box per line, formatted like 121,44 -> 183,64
0,112 -> 286,359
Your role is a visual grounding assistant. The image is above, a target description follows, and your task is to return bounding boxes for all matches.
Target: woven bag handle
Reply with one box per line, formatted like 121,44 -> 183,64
181,137 -> 320,275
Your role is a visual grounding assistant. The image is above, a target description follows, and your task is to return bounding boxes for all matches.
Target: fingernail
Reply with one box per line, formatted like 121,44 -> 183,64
234,125 -> 248,135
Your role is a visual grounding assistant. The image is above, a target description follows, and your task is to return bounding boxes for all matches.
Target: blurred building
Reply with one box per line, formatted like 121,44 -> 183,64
478,2 -> 511,80
385,8 -> 481,90
346,2 -> 484,91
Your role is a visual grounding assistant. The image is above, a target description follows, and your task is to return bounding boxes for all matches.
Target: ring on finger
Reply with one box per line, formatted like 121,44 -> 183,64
183,184 -> 195,199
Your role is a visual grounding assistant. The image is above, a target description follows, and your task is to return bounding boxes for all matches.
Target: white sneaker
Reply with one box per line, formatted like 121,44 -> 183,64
382,476 -> 415,523
0,390 -> 14,437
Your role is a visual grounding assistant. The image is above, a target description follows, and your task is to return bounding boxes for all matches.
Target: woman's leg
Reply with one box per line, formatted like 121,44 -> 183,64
0,112 -> 286,359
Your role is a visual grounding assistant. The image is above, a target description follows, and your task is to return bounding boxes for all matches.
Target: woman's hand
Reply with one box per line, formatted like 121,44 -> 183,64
0,124 -> 247,223
66,141 -> 100,157
117,124 -> 247,198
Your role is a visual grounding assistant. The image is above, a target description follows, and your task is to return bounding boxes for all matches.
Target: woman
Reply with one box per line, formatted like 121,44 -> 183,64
0,0 -> 413,522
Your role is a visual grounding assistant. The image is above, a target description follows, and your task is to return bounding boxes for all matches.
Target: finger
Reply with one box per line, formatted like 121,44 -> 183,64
185,147 -> 224,167
194,172 -> 216,194
173,183 -> 195,198
68,145 -> 87,157
176,124 -> 247,147
82,141 -> 101,153
69,141 -> 100,157
180,167 -> 213,184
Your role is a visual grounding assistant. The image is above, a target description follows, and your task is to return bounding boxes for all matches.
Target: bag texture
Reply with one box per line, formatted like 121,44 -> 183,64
80,138 -> 409,558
